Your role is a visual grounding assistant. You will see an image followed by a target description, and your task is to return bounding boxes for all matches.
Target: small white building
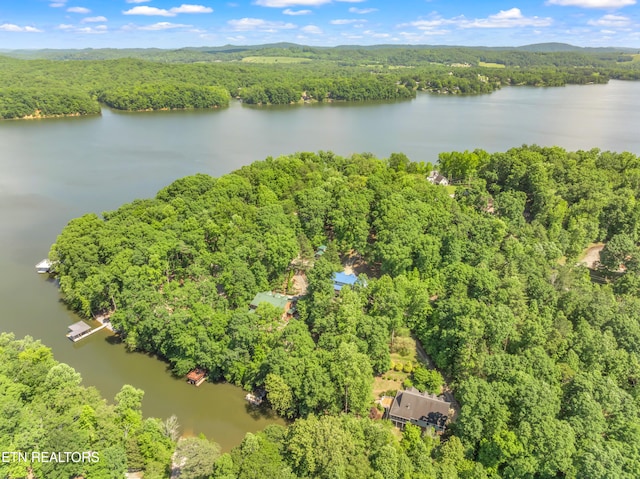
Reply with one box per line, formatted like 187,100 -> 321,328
427,171 -> 449,186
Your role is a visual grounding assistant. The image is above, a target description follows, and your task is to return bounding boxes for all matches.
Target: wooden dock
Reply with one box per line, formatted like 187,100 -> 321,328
245,389 -> 266,406
94,313 -> 115,332
186,368 -> 207,386
66,322 -> 110,342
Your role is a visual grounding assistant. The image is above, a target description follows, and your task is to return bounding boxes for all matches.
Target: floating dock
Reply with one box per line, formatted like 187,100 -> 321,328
66,321 -> 109,342
35,258 -> 52,274
245,389 -> 266,406
186,368 -> 207,386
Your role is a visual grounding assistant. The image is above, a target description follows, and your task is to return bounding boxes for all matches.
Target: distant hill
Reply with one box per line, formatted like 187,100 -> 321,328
514,42 -> 638,53
3,42 -> 638,62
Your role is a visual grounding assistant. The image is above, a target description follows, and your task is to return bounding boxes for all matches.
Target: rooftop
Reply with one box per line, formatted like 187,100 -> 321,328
186,368 -> 206,382
67,321 -> 91,335
389,387 -> 450,430
333,271 -> 358,291
250,291 -> 290,310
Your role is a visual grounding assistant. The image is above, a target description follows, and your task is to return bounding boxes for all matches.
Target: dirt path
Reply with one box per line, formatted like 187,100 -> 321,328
342,251 -> 380,278
292,271 -> 308,296
578,243 -> 604,269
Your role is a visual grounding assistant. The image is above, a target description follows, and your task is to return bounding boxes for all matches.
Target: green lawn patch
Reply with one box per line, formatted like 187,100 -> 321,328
479,61 -> 506,68
444,185 -> 457,196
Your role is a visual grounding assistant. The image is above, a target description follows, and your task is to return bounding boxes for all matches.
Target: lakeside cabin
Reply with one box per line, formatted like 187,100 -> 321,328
66,321 -> 92,342
186,368 -> 207,386
35,259 -> 52,274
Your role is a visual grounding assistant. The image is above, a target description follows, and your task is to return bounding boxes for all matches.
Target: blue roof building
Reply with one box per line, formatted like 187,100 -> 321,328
333,271 -> 358,292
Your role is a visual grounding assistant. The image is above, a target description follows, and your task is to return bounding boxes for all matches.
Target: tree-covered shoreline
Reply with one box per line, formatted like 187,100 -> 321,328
48,147 -> 640,478
1,44 -> 638,119
0,334 -> 183,479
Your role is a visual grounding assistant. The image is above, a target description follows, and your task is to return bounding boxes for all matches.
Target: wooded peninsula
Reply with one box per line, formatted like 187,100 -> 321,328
40,146 -> 640,478
1,43 -> 640,119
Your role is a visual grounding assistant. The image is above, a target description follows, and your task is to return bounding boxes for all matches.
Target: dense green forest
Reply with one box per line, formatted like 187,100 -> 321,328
1,44 -> 639,118
49,147 -> 640,478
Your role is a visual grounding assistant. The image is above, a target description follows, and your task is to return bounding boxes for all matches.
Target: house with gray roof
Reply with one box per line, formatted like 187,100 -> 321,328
387,387 -> 451,433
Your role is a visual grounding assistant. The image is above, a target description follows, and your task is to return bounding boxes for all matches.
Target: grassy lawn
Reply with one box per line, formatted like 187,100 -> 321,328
478,61 -> 506,68
241,56 -> 312,64
373,334 -> 420,398
444,185 -> 457,196
373,376 -> 403,398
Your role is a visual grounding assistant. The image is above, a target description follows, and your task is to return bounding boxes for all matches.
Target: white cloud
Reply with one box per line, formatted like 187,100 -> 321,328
123,6 -> 173,16
348,7 -> 377,14
255,0 -> 330,6
301,24 -> 322,34
363,29 -> 390,38
330,19 -> 360,24
228,17 -> 297,31
587,13 -> 631,25
400,9 -> 552,33
403,19 -> 447,30
57,23 -> 108,33
0,23 -> 42,32
126,0 -> 151,3
283,8 -> 312,15
171,4 -> 213,13
50,2 -> 66,7
67,6 -> 91,14
75,25 -> 108,34
81,16 -> 108,23
460,8 -> 553,28
139,22 -> 193,30
123,4 -> 213,16
123,6 -> 174,16
546,0 -> 635,7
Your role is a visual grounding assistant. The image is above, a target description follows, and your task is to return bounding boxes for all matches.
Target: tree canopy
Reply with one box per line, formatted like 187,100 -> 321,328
48,146 -> 640,478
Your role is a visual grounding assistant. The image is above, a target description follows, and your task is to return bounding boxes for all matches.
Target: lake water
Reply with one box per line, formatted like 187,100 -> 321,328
1,80 -> 639,450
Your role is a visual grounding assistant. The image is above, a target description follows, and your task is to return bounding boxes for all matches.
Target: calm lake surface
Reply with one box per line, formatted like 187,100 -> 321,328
1,80 -> 639,449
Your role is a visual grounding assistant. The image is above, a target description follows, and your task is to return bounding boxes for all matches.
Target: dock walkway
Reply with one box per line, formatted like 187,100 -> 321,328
67,322 -> 109,342
66,314 -> 115,342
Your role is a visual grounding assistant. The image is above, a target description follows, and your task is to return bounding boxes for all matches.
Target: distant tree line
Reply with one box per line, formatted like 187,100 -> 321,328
0,45 -> 638,118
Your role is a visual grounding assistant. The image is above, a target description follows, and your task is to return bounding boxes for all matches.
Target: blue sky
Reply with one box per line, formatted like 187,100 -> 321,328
1,0 -> 639,49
